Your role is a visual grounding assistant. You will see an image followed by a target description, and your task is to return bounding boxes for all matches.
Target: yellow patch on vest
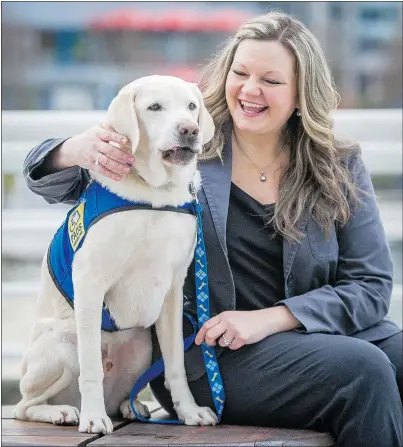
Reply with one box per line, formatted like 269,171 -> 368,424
68,202 -> 85,251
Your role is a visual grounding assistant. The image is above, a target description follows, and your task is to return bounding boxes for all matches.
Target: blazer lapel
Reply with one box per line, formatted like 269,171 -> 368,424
199,136 -> 233,254
199,127 -> 309,287
282,211 -> 309,282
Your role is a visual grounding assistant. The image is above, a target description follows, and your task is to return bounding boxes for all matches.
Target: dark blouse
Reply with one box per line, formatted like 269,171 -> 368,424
226,183 -> 285,311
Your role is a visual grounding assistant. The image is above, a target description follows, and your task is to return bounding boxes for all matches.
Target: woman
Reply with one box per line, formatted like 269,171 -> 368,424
23,12 -> 402,447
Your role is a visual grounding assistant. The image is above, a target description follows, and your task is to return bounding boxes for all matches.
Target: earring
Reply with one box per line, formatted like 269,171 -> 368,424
296,110 -> 301,116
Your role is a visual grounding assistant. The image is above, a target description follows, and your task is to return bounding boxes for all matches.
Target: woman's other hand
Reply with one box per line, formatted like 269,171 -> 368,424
52,124 -> 135,181
195,306 -> 301,350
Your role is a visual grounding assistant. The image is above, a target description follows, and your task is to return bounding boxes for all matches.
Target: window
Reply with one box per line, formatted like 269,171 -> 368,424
330,3 -> 343,20
358,39 -> 387,52
360,6 -> 397,22
358,74 -> 371,95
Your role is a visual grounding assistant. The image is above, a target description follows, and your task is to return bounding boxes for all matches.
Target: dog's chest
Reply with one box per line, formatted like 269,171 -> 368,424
98,210 -> 197,329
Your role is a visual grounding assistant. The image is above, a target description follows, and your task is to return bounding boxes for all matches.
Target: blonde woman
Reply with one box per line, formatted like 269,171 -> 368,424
24,12 -> 402,447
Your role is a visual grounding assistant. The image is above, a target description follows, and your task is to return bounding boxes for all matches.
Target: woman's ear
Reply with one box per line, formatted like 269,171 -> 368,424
104,85 -> 140,154
190,83 -> 215,145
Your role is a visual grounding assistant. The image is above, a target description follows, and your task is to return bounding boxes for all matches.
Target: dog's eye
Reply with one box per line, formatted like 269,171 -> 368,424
189,102 -> 197,110
148,103 -> 162,111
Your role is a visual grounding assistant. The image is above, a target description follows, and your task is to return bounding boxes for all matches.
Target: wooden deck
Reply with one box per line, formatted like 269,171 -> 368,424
2,404 -> 336,447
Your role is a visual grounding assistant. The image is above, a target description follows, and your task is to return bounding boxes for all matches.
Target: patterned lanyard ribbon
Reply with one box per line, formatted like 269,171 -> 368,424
129,190 -> 225,424
193,197 -> 225,420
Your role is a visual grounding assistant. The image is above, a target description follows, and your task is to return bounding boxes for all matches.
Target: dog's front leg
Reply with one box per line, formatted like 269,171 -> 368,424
73,275 -> 114,434
155,284 -> 218,426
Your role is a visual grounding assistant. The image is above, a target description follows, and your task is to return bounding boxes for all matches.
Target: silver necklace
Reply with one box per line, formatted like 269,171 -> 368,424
233,134 -> 281,182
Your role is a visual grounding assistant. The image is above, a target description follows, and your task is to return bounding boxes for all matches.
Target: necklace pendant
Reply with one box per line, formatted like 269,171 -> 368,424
260,171 -> 266,182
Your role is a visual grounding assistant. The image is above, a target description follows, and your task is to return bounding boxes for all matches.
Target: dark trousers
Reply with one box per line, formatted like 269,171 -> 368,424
151,331 -> 403,447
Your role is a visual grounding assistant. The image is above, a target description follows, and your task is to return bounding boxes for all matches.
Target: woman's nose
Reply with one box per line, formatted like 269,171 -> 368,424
241,78 -> 261,96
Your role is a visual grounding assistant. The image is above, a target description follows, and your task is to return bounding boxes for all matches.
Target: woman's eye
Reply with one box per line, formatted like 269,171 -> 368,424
232,70 -> 246,76
264,79 -> 281,85
148,103 -> 162,111
189,102 -> 196,110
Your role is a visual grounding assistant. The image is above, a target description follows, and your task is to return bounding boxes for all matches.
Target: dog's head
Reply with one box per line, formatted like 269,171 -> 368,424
105,76 -> 214,182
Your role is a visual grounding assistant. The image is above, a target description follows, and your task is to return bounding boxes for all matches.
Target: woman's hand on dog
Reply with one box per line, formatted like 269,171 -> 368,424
53,124 -> 135,181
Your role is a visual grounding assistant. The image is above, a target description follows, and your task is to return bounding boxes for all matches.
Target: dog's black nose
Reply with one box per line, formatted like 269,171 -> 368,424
178,123 -> 199,136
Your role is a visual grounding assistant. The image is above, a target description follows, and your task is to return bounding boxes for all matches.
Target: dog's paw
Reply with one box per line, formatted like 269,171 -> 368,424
78,411 -> 113,434
175,404 -> 218,426
26,405 -> 80,425
51,405 -> 80,425
120,399 -> 150,420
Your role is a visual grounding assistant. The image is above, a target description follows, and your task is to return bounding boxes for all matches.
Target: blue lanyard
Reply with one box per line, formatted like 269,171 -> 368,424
193,199 -> 225,420
129,197 -> 225,424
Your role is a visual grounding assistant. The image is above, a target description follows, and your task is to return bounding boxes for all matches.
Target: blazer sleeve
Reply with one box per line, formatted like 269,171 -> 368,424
23,138 -> 90,205
276,150 -> 394,336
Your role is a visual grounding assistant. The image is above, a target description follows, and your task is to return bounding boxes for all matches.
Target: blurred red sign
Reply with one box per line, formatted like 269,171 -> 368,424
90,8 -> 253,32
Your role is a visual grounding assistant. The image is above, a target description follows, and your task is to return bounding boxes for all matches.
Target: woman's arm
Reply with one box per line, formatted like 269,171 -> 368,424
23,125 -> 135,205
275,150 -> 394,336
24,138 -> 89,205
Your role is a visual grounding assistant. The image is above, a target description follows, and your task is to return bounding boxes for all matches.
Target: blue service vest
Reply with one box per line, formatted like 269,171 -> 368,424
47,180 -> 195,332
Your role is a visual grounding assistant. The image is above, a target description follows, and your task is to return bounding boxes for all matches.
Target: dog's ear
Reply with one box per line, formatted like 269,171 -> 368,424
190,83 -> 215,145
104,84 -> 141,154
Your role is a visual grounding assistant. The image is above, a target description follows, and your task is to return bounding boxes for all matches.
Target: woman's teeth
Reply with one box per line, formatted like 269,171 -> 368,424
240,100 -> 268,113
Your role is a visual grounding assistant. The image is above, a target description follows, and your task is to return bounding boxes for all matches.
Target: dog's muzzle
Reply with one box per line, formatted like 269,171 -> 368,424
161,146 -> 199,165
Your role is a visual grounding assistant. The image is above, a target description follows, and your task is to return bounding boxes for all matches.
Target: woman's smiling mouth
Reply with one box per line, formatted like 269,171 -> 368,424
239,99 -> 268,116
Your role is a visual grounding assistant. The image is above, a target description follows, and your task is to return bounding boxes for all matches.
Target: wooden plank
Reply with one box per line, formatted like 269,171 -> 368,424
1,419 -> 100,447
168,425 -> 269,446
89,423 -> 271,446
1,435 -> 94,447
1,405 -> 132,447
89,421 -> 335,447
255,428 -> 335,446
89,422 -> 191,446
2,419 -> 96,436
89,435 -> 178,447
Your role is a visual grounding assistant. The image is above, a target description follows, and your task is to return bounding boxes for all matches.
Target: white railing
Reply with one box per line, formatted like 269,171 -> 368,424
2,109 -> 402,175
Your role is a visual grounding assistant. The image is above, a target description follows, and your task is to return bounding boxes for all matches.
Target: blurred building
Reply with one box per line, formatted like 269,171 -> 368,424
308,2 -> 403,108
2,1 -> 402,110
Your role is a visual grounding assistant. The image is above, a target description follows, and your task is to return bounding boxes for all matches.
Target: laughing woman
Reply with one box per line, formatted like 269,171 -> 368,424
23,12 -> 402,447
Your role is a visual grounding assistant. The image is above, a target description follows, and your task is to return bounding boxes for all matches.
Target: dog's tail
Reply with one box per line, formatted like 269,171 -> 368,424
14,367 -> 73,420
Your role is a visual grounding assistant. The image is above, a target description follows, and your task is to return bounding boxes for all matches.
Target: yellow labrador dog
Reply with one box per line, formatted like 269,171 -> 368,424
15,75 -> 217,434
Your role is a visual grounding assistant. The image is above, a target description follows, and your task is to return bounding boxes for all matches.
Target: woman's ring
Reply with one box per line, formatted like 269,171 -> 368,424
222,334 -> 233,346
95,152 -> 103,166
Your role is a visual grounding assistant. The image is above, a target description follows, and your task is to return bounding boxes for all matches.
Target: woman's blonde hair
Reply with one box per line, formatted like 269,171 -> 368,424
199,11 -> 361,242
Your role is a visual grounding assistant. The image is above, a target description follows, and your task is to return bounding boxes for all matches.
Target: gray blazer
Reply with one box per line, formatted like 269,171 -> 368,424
24,136 -> 401,382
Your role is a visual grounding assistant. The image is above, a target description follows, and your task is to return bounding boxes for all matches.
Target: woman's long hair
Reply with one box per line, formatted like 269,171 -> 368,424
199,11 -> 361,242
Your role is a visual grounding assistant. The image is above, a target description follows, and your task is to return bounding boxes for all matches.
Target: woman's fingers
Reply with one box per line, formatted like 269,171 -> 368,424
195,312 -> 244,350
92,126 -> 135,180
195,316 -> 221,345
198,322 -> 240,349
100,140 -> 135,166
88,122 -> 135,180
97,127 -> 133,161
92,153 -> 129,180
203,322 -> 227,346
93,145 -> 133,176
98,126 -> 128,147
218,331 -> 236,348
93,162 -> 123,181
